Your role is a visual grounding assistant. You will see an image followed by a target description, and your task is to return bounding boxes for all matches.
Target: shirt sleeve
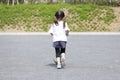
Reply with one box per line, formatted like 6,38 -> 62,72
65,22 -> 70,31
48,24 -> 53,34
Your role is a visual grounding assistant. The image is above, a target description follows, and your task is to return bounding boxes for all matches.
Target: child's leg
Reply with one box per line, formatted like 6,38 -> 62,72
61,48 -> 66,62
61,48 -> 65,53
60,41 -> 66,56
55,48 -> 61,58
55,48 -> 61,69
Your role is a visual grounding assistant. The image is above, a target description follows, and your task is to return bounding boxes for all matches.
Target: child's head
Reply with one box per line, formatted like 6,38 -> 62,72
55,10 -> 65,20
54,10 -> 66,26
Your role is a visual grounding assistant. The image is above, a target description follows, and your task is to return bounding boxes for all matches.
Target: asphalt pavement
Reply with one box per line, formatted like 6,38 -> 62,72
0,34 -> 120,80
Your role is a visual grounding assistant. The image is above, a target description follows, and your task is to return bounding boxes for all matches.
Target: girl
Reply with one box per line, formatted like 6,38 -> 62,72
48,10 -> 70,69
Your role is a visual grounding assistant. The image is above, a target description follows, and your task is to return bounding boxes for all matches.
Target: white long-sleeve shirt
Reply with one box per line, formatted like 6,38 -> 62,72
48,21 -> 70,42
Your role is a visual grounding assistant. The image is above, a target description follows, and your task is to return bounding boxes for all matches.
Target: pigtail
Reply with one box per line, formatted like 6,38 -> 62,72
63,17 -> 66,29
53,16 -> 58,26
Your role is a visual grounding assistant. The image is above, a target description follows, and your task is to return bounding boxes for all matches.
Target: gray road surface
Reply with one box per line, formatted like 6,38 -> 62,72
0,35 -> 120,80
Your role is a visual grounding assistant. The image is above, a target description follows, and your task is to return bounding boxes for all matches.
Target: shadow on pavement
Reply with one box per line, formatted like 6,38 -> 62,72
46,63 -> 56,68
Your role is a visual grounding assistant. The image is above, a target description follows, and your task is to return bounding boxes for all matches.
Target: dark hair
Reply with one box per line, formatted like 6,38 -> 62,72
54,10 -> 66,28
55,10 -> 65,20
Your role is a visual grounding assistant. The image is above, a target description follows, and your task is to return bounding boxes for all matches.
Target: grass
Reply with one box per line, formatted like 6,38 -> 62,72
0,3 -> 116,32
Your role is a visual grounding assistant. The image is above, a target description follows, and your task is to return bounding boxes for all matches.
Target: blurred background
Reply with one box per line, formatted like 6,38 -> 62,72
0,0 -> 120,32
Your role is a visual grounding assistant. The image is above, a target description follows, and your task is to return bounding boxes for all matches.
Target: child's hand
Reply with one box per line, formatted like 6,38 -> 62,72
50,33 -> 53,36
66,30 -> 69,36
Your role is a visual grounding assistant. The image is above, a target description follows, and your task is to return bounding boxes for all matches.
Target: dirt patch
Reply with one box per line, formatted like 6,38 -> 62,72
109,7 -> 120,32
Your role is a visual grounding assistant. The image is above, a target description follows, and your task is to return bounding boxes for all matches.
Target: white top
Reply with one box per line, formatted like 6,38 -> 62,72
48,21 -> 70,42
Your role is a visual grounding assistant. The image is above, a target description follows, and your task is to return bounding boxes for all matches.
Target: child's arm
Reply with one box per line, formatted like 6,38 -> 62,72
65,23 -> 70,36
50,33 -> 53,36
66,30 -> 69,36
48,24 -> 53,36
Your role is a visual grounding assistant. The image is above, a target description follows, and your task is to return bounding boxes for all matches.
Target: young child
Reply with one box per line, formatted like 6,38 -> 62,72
48,10 -> 70,69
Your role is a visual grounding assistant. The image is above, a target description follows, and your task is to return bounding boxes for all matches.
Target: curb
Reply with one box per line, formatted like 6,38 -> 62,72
0,32 -> 120,35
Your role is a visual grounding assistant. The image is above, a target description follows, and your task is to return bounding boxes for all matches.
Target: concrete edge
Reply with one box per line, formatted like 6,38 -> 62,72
0,32 -> 120,35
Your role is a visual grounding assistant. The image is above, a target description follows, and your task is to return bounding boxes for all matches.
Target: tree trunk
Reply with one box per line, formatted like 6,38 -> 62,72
16,0 -> 19,4
50,0 -> 53,3
93,0 -> 96,4
12,0 -> 15,5
7,0 -> 10,5
24,0 -> 28,4
74,0 -> 77,3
